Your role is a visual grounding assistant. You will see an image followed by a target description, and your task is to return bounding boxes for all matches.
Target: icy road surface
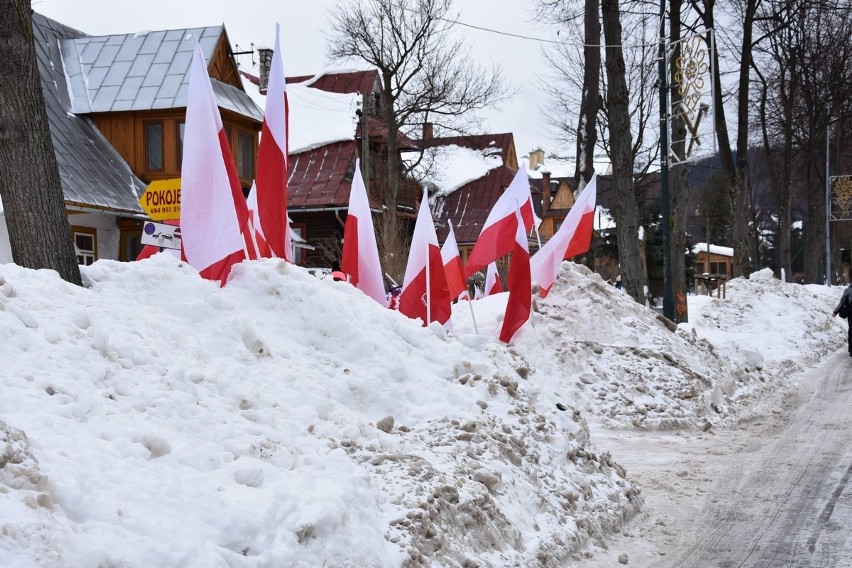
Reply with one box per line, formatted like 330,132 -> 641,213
583,352 -> 852,567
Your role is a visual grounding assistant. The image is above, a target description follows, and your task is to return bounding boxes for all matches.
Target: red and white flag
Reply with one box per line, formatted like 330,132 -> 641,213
180,41 -> 256,285
399,190 -> 452,326
255,23 -> 291,261
499,210 -> 531,343
464,164 -> 536,277
530,173 -> 598,297
340,160 -> 386,306
484,262 -> 503,297
246,183 -> 272,258
440,222 -> 468,300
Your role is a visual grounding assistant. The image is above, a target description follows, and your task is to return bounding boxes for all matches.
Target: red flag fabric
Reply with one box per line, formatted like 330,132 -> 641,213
484,262 -> 503,296
440,223 -> 468,300
399,190 -> 452,326
530,173 -> 598,297
180,41 -> 256,286
499,211 -> 532,343
464,165 -> 536,277
246,183 -> 272,258
255,24 -> 291,261
340,160 -> 387,305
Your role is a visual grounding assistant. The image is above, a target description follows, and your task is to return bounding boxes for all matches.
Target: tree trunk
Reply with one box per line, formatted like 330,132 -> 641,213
602,0 -> 646,304
575,0 -> 601,189
0,1 -> 81,286
731,0 -> 759,278
669,0 -> 690,323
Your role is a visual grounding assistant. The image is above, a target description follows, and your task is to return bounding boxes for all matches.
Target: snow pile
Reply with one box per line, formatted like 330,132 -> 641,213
0,257 -> 638,567
452,263 -> 847,431
0,258 -> 846,566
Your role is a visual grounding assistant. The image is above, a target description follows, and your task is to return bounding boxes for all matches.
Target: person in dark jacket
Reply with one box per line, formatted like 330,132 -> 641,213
832,279 -> 852,356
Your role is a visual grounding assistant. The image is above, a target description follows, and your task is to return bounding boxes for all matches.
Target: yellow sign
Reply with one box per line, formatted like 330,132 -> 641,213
140,179 -> 181,221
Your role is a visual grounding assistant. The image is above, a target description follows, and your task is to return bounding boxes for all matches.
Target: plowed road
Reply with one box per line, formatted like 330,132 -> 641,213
586,352 -> 852,567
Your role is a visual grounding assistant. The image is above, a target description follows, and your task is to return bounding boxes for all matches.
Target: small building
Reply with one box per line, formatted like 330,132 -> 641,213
426,132 -> 528,265
692,243 -> 733,277
0,13 -> 263,265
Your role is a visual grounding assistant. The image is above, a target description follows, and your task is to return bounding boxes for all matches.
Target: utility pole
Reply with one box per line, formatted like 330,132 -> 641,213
658,0 -> 674,319
825,116 -> 838,286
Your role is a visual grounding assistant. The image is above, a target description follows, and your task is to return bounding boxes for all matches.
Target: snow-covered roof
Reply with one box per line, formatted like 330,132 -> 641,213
409,145 -> 503,197
693,243 -> 734,257
240,74 -> 358,154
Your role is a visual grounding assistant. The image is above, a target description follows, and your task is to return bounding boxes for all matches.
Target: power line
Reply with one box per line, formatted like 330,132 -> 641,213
389,1 -> 666,49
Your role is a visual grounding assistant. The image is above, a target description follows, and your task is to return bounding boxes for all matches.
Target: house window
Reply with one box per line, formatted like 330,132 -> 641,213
176,121 -> 185,168
145,121 -> 164,171
237,131 -> 255,179
72,227 -> 97,266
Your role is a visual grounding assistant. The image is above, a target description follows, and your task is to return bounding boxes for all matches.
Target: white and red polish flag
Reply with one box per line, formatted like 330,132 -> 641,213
530,173 -> 598,297
246,183 -> 272,258
255,23 -> 291,261
340,159 -> 386,305
499,209 -> 532,344
180,41 -> 257,285
464,163 -> 536,278
440,222 -> 468,300
483,262 -> 503,297
399,189 -> 452,326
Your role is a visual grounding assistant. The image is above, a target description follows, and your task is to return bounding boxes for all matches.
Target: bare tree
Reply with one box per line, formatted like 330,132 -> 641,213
0,1 -> 81,285
327,0 -> 507,269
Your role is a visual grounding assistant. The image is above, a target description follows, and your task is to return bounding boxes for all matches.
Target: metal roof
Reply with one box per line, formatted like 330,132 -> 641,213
59,25 -> 262,122
33,13 -> 145,215
287,70 -> 380,95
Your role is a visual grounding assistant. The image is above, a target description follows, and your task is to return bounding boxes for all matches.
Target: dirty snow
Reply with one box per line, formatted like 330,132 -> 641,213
0,258 -> 848,567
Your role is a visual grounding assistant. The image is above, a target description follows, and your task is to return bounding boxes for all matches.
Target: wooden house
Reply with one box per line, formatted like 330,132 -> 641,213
692,243 -> 733,277
427,132 -> 529,269
0,13 -> 263,266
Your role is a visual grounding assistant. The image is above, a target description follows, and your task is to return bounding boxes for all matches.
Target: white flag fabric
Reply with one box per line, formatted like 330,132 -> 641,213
340,160 -> 386,306
399,189 -> 452,326
484,262 -> 503,297
465,162 -> 536,277
530,173 -> 598,297
255,23 -> 292,261
180,41 -> 255,284
440,223 -> 468,300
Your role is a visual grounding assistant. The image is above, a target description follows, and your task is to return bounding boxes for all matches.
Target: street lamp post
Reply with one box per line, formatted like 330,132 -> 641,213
826,116 -> 841,286
659,0 -> 674,319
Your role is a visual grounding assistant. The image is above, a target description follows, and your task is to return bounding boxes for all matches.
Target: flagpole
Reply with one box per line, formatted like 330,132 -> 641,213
425,188 -> 431,325
467,293 -> 479,334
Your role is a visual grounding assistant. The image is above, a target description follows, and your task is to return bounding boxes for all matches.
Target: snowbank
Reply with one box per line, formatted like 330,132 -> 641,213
0,258 -> 846,566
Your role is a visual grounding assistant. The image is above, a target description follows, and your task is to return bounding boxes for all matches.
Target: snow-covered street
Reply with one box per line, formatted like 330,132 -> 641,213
1,257 -> 849,566
580,351 -> 852,567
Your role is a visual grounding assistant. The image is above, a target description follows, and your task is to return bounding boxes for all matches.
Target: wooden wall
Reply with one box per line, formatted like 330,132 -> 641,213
92,110 -> 259,189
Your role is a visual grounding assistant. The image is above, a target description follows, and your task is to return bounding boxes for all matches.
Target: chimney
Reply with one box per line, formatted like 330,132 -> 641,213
541,171 -> 552,214
528,148 -> 545,169
423,122 -> 434,140
257,47 -> 273,95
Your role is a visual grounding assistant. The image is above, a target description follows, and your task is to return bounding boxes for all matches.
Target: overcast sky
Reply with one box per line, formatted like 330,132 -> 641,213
34,0 -> 569,161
